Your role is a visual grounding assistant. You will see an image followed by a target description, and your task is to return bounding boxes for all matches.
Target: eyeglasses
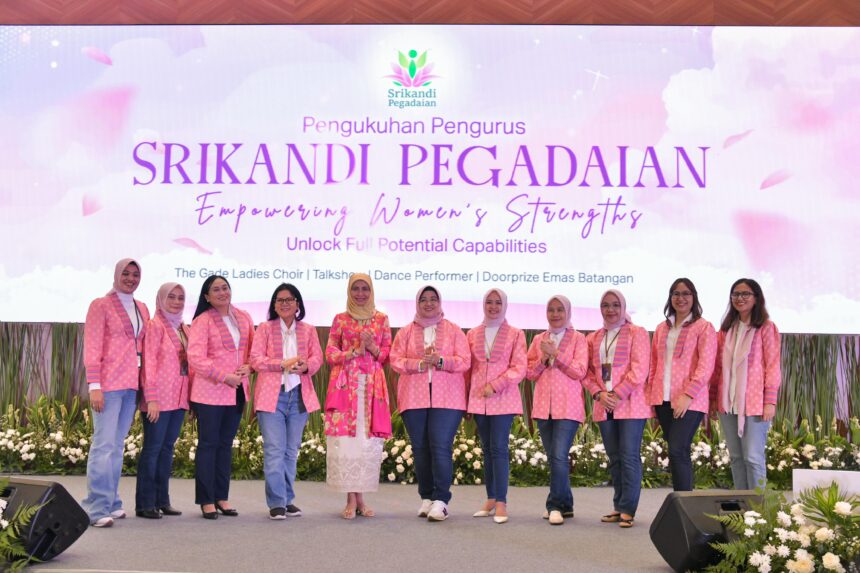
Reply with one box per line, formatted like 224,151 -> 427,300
730,291 -> 754,300
600,303 -> 622,309
671,291 -> 693,299
276,297 -> 297,305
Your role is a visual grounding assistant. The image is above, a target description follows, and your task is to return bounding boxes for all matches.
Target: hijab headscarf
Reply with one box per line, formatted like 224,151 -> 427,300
600,289 -> 632,330
414,285 -> 444,328
547,294 -> 573,334
107,258 -> 140,296
346,273 -> 376,321
156,282 -> 185,329
482,288 -> 508,328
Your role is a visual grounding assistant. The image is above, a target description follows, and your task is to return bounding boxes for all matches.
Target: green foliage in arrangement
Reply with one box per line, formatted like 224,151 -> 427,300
2,398 -> 859,489
704,482 -> 860,573
0,478 -> 41,572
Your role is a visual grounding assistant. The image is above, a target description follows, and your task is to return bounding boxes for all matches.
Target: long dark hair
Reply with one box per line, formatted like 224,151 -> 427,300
663,277 -> 702,325
267,283 -> 306,322
719,278 -> 770,331
194,275 -> 231,319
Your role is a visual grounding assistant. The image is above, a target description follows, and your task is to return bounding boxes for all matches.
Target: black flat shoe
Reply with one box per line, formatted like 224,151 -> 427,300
136,509 -> 162,519
215,502 -> 238,517
159,505 -> 182,516
201,506 -> 218,520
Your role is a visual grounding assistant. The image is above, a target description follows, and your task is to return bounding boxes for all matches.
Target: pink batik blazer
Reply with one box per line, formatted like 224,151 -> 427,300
84,293 -> 150,393
187,307 -> 254,406
584,324 -> 653,422
250,319 -> 323,414
527,329 -> 589,422
645,318 -> 717,414
709,320 -> 781,417
465,322 -> 528,416
390,319 -> 471,412
141,312 -> 190,412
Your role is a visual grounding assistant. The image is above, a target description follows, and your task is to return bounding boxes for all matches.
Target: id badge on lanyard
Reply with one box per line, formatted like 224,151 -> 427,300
601,363 -> 612,382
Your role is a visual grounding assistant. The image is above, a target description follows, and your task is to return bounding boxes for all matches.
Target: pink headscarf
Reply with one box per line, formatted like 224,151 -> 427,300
547,294 -> 573,334
413,285 -> 444,328
106,258 -> 141,296
600,289 -> 632,330
482,288 -> 508,328
156,282 -> 185,329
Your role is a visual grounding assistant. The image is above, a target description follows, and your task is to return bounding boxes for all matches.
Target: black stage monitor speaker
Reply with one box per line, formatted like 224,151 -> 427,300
0,478 -> 89,562
649,490 -> 762,572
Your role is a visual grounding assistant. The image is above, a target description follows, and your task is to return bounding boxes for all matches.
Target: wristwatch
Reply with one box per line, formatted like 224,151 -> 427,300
436,357 -> 444,370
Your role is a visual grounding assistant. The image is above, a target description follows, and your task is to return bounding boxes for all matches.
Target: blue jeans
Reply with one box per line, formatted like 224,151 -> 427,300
193,392 -> 244,505
536,418 -> 580,513
598,415 -> 646,516
135,408 -> 186,511
81,389 -> 138,522
401,407 -> 464,504
655,402 -> 704,491
257,386 -> 308,509
720,413 -> 771,490
473,414 -> 515,504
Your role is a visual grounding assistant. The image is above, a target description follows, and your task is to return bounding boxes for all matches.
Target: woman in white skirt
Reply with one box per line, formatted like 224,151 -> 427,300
323,273 -> 392,519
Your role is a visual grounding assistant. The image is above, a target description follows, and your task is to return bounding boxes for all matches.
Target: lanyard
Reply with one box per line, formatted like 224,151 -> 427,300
603,329 -> 621,362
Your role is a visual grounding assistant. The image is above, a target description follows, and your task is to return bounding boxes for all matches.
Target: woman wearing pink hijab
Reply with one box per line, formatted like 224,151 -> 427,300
391,285 -> 471,522
465,288 -> 527,524
82,258 -> 150,527
583,289 -> 651,529
526,295 -> 588,525
135,283 -> 190,519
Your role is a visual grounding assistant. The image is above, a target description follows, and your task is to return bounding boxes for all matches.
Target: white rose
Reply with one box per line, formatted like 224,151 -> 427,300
390,446 -> 399,455
459,444 -> 468,451
473,461 -> 481,470
833,501 -> 851,516
387,473 -> 395,482
396,464 -> 405,473
822,553 -> 841,571
815,528 -> 835,542
464,452 -> 473,460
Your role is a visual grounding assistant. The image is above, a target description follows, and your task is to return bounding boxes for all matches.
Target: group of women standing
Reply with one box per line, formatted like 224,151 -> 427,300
82,259 -> 781,530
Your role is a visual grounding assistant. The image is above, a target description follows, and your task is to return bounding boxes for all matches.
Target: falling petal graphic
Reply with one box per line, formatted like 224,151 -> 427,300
760,169 -> 792,190
81,46 -> 113,66
173,237 -> 212,255
82,195 -> 102,216
723,129 -> 753,149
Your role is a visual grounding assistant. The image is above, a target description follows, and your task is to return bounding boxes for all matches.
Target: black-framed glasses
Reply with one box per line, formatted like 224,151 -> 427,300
276,297 -> 297,305
671,291 -> 693,298
730,291 -> 754,300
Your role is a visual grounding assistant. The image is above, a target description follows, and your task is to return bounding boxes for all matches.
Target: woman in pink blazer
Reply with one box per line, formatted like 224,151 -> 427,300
583,289 -> 651,529
711,278 -> 780,490
646,278 -> 717,492
526,295 -> 588,525
187,274 -> 254,519
391,285 -> 471,522
250,283 -> 322,519
135,282 -> 190,519
82,258 -> 150,527
466,288 -> 527,524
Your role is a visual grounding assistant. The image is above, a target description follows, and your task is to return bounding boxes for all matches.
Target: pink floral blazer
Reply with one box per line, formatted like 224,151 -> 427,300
710,320 -> 781,416
324,311 -> 392,438
84,293 -> 150,392
527,329 -> 589,422
141,312 -> 190,412
465,322 -> 527,416
187,307 -> 254,406
390,319 -> 471,412
645,318 -> 717,414
250,319 -> 323,414
584,324 -> 653,421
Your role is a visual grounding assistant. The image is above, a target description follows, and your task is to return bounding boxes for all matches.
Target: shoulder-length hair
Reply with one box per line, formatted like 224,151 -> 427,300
266,283 -> 306,322
193,274 -> 232,319
663,277 -> 703,325
719,278 -> 770,331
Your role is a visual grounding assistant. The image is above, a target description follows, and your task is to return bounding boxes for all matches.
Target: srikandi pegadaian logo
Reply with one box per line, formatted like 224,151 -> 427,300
386,49 -> 439,109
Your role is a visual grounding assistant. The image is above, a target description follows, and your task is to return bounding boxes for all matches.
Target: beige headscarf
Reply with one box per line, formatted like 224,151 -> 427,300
346,273 -> 376,321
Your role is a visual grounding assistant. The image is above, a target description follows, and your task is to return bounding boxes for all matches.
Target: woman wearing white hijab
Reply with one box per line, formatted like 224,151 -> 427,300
82,258 -> 150,527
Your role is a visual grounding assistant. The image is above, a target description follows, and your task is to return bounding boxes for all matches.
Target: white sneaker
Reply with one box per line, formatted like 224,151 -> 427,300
417,499 -> 433,518
548,510 -> 564,525
427,500 -> 448,522
110,509 -> 127,519
92,516 -> 114,528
